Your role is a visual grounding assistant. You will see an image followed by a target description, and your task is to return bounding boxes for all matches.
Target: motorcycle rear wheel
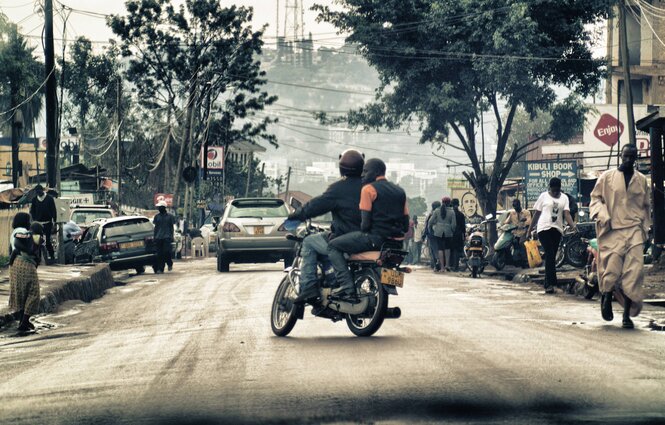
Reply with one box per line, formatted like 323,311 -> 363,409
565,238 -> 588,269
472,265 -> 479,278
271,275 -> 299,337
346,269 -> 388,337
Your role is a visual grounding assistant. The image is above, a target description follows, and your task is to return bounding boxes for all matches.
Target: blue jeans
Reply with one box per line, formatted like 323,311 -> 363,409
300,232 -> 331,291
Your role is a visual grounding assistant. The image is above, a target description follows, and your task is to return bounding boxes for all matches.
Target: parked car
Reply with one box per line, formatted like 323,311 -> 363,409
70,204 -> 116,231
216,198 -> 295,272
74,216 -> 156,274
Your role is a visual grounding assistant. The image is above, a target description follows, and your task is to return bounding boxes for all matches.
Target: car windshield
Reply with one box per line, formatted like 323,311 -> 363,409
103,219 -> 153,239
228,201 -> 289,218
71,210 -> 113,224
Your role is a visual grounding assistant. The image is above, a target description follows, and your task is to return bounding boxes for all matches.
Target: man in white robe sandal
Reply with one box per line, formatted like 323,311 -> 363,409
590,145 -> 651,329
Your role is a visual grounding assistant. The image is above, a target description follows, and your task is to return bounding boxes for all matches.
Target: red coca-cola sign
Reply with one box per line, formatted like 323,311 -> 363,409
153,193 -> 174,207
593,113 -> 624,147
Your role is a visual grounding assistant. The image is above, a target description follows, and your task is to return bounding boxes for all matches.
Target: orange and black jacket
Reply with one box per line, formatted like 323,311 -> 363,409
359,177 -> 409,239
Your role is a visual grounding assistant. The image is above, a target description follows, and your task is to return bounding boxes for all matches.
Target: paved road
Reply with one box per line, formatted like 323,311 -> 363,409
1,259 -> 664,424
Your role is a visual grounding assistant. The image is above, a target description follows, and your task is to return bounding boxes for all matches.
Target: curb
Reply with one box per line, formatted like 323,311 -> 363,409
0,264 -> 114,328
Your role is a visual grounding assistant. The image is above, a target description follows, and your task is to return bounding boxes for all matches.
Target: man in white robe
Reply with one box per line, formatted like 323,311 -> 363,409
590,145 -> 651,329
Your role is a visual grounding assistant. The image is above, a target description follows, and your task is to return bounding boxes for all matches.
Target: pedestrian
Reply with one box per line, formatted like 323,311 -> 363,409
527,178 -> 577,294
410,215 -> 423,265
451,199 -> 466,271
403,216 -> 415,264
424,201 -> 442,270
153,201 -> 177,274
29,184 -> 57,261
8,213 -> 43,333
590,145 -> 650,329
429,196 -> 457,272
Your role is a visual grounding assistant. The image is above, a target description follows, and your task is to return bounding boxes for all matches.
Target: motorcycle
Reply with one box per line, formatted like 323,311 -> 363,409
463,216 -> 492,278
492,219 -> 528,270
270,220 -> 408,337
570,238 -> 599,299
555,211 -> 594,269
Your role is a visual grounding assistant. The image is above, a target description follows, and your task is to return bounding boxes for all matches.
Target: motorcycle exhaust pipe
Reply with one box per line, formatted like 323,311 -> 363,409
385,307 -> 401,319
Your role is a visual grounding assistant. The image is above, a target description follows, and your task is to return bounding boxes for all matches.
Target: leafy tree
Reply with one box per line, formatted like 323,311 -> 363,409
109,0 -> 277,207
408,196 -> 427,217
315,0 -> 610,241
61,37 -> 118,165
0,17 -> 44,140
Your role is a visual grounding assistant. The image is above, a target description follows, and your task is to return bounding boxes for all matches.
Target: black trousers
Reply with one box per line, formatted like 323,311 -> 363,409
43,222 -> 55,259
328,231 -> 384,288
538,228 -> 562,289
154,238 -> 173,272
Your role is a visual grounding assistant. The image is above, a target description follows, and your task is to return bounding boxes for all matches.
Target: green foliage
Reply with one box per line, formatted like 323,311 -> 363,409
408,196 -> 427,217
0,16 -> 44,136
108,0 -> 277,205
315,0 -> 610,235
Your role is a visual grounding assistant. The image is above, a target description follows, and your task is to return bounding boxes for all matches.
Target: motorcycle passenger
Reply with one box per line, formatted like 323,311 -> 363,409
328,158 -> 409,297
288,150 -> 365,304
503,199 -> 531,242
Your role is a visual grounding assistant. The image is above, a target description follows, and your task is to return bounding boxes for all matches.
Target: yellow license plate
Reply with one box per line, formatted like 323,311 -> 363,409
380,268 -> 404,287
121,240 -> 144,249
254,226 -> 264,236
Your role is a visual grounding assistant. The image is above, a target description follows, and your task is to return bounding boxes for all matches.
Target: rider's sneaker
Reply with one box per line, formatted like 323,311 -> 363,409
293,287 -> 319,304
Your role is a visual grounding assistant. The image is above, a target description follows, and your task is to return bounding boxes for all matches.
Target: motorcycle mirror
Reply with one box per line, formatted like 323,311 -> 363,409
282,219 -> 302,232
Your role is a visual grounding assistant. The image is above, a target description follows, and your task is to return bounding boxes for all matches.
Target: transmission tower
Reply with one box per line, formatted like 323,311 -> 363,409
282,0 -> 304,41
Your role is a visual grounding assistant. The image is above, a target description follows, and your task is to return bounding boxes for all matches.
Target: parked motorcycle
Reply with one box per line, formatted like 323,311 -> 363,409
570,238 -> 599,299
555,211 -> 594,269
463,217 -> 492,278
492,219 -> 528,270
271,220 -> 408,337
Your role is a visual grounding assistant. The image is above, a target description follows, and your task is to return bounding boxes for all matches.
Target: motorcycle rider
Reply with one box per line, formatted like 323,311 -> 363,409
503,199 -> 531,242
288,150 -> 365,304
328,158 -> 409,296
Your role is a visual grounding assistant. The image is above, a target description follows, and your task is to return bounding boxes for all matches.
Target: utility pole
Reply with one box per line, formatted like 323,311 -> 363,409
244,154 -> 253,197
116,76 -> 123,212
44,0 -> 58,189
619,0 -> 637,147
257,163 -> 265,196
11,110 -> 22,188
284,166 -> 292,205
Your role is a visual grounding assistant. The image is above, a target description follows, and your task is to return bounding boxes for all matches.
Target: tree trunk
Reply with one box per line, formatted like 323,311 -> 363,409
173,77 -> 198,209
476,188 -> 498,247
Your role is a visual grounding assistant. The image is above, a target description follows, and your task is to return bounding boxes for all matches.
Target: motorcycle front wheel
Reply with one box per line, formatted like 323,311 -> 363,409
492,250 -> 507,270
271,275 -> 300,337
555,244 -> 565,268
346,269 -> 388,337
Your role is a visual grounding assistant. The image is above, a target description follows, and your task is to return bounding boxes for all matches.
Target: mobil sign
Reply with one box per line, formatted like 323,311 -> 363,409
200,146 -> 224,177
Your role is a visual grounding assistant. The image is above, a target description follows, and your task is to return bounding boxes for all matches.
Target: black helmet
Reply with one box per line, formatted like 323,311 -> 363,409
339,149 -> 364,177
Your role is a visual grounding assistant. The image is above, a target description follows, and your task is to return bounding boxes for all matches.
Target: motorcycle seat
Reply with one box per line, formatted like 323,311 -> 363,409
348,251 -> 381,261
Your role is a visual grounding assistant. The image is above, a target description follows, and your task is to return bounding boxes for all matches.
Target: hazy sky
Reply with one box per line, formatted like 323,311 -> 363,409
1,0 -> 340,55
